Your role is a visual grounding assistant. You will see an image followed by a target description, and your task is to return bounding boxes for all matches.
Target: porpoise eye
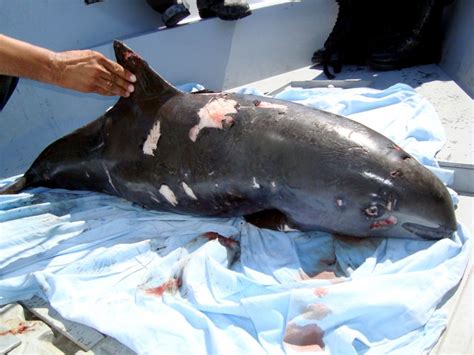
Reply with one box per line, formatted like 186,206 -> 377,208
364,204 -> 386,218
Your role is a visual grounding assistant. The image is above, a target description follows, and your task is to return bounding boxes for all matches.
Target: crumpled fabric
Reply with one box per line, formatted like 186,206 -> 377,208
0,83 -> 470,354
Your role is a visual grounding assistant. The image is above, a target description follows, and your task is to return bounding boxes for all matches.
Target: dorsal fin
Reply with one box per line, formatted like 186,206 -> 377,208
113,40 -> 182,98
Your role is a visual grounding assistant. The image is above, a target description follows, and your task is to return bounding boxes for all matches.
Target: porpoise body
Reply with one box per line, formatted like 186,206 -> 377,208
1,41 -> 457,240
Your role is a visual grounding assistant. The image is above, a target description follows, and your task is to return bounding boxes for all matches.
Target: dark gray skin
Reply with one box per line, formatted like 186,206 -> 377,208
1,41 -> 456,240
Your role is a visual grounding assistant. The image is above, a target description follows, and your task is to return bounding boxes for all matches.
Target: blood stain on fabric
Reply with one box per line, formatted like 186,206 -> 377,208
310,270 -> 346,284
283,322 -> 325,352
0,323 -> 31,336
301,303 -> 332,320
312,270 -> 337,280
313,287 -> 328,297
144,278 -> 181,297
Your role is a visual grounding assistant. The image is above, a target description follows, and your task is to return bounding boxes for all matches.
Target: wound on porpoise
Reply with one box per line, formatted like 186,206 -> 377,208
391,144 -> 402,152
143,121 -> 161,156
370,216 -> 398,229
253,100 -> 288,114
390,170 -> 403,177
189,97 -> 238,142
122,50 -> 142,67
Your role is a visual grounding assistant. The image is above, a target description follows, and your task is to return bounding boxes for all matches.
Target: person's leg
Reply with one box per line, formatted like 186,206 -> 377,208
368,0 -> 451,70
312,0 -> 369,78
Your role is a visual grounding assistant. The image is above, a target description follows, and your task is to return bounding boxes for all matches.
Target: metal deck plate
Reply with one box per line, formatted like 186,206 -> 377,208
20,296 -> 104,352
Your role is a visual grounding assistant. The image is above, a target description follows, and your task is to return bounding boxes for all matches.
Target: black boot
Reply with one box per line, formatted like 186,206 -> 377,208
146,0 -> 190,27
312,0 -> 371,79
197,0 -> 251,21
368,0 -> 449,70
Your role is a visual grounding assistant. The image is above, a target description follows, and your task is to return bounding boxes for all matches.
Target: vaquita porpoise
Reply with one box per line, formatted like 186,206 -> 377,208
0,41 -> 457,240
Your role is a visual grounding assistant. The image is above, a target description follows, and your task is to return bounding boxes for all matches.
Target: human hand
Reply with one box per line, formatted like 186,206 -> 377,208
52,50 -> 136,97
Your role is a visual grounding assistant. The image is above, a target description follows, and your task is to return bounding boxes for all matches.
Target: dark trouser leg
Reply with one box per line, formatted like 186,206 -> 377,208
312,0 -> 371,79
368,0 -> 450,70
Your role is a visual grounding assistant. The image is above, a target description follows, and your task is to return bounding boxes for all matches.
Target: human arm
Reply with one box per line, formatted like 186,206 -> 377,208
0,34 -> 135,97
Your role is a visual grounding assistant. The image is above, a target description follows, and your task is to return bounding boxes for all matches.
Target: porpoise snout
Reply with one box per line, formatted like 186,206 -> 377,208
402,221 -> 456,240
402,181 -> 457,240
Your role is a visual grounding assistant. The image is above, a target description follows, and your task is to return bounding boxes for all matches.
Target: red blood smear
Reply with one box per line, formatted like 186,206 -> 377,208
313,287 -> 328,297
144,279 -> 180,297
284,323 -> 325,351
124,51 -> 141,61
145,284 -> 168,297
370,217 -> 397,230
0,323 -> 30,336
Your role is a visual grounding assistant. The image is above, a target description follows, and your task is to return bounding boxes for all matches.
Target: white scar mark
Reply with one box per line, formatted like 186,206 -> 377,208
386,198 -> 398,211
181,182 -> 198,200
159,184 -> 178,206
189,97 -> 238,142
252,177 -> 260,189
255,101 -> 288,111
102,162 -> 118,193
143,121 -> 161,156
363,172 -> 393,187
150,195 -> 161,204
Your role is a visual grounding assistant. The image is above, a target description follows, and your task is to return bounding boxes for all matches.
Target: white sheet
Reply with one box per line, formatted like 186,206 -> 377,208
0,83 -> 470,354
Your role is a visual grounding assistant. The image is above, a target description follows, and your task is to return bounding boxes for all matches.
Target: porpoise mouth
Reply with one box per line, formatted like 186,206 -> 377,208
402,222 -> 456,240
